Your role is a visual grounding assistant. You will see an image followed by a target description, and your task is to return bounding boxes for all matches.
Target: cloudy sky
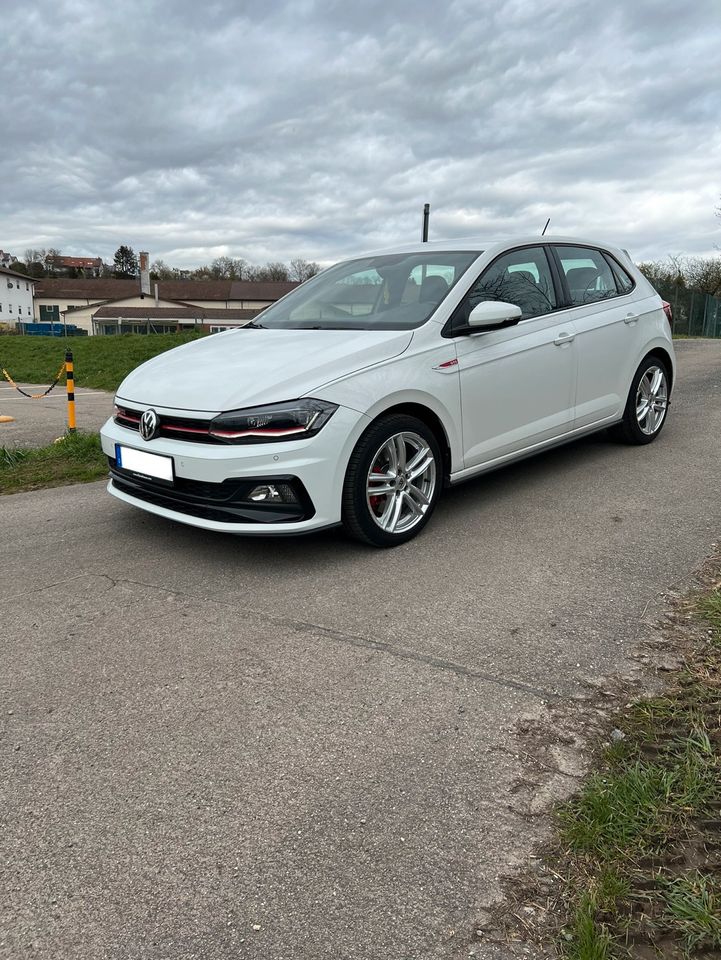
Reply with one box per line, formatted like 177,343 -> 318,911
2,0 -> 720,268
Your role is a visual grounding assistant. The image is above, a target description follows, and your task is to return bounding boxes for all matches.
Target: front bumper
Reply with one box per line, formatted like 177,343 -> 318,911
100,403 -> 368,535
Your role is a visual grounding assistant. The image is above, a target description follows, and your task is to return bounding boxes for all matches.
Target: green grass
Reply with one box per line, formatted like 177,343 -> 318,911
553,582 -> 721,959
0,432 -> 107,494
660,872 -> 721,954
0,332 -> 206,393
697,585 -> 721,647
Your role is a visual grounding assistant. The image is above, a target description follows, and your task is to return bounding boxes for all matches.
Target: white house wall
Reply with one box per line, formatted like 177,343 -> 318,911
0,274 -> 34,326
32,293 -> 276,334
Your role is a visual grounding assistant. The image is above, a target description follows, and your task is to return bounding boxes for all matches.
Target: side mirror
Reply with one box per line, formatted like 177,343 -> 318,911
467,300 -> 522,329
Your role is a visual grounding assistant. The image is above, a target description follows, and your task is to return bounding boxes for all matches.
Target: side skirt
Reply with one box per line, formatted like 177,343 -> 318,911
449,415 -> 621,486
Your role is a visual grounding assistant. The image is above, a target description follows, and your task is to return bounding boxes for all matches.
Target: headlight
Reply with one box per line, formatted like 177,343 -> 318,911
208,398 -> 338,444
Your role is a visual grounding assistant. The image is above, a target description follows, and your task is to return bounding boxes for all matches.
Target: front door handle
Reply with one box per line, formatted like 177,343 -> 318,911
554,331 -> 575,346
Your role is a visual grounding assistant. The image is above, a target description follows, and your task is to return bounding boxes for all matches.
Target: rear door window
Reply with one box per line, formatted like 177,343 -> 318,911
554,246 -> 620,305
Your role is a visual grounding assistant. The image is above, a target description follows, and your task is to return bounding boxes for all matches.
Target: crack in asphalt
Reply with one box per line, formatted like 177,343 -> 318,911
0,573 -> 112,605
0,572 -> 562,701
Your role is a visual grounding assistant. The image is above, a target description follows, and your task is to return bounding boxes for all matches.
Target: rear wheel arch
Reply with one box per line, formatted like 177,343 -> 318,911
644,347 -> 674,392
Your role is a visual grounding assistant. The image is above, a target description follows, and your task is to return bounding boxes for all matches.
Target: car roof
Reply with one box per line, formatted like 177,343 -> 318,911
352,235 -> 631,260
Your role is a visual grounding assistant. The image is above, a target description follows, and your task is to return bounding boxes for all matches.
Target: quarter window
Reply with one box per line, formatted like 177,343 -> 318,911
604,254 -> 634,295
463,246 -> 557,322
555,246 -> 620,305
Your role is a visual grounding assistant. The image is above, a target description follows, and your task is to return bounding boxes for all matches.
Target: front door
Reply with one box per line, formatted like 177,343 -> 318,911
450,245 -> 577,470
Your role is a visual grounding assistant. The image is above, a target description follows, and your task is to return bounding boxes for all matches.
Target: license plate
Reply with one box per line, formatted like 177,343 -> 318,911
115,444 -> 174,484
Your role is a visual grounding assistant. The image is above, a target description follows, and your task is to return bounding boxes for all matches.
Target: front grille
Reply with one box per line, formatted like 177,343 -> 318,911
115,406 -> 220,444
109,460 -> 314,524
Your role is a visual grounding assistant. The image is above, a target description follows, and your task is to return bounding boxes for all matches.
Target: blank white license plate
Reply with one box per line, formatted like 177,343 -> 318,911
115,444 -> 174,484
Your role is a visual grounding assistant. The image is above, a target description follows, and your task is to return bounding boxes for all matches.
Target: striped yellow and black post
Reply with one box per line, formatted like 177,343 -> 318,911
65,350 -> 76,433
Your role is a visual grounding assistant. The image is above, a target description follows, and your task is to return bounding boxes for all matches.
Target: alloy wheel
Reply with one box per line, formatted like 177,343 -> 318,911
366,431 -> 437,534
635,364 -> 668,435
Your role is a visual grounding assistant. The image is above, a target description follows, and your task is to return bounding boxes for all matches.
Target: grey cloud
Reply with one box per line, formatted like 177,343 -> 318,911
2,0 -> 719,266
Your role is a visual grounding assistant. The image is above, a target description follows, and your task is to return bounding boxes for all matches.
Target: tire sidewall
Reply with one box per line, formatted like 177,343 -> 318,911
624,356 -> 670,444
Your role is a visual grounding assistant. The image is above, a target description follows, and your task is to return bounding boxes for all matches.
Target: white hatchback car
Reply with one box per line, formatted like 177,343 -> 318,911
100,236 -> 674,547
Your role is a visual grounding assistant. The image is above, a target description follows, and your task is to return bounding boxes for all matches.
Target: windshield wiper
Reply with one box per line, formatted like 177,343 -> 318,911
244,320 -> 265,329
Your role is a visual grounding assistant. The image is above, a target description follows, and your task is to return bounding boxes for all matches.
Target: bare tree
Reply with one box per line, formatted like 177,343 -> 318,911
682,256 -> 721,296
252,261 -> 290,282
289,258 -> 321,282
23,248 -> 46,278
637,258 -> 685,291
150,259 -> 176,281
209,256 -> 251,280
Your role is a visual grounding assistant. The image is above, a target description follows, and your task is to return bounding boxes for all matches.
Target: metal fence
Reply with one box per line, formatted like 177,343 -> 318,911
661,286 -> 721,337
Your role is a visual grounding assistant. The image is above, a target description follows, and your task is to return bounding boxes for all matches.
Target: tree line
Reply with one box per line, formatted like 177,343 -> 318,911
7,245 -> 321,283
637,255 -> 721,300
10,244 -> 721,298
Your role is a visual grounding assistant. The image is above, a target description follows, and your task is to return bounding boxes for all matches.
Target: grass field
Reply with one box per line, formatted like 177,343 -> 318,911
0,332 -> 206,393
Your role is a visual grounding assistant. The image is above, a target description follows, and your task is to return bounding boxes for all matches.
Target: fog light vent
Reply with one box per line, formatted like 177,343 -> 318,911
246,483 -> 298,504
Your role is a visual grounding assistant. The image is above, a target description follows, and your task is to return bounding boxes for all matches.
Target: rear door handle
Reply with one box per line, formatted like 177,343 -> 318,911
624,313 -> 638,324
554,332 -> 575,346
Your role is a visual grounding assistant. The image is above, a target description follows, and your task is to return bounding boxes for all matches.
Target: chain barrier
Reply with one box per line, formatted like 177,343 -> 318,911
2,362 -> 67,399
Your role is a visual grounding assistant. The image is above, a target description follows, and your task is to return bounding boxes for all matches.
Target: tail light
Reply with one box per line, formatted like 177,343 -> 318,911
662,300 -> 673,328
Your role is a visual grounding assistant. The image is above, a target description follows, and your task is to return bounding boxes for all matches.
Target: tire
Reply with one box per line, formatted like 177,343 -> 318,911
342,414 -> 443,547
609,355 -> 670,445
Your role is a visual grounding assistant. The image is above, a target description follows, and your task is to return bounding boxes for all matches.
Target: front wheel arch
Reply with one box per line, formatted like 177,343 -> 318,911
363,402 -> 452,485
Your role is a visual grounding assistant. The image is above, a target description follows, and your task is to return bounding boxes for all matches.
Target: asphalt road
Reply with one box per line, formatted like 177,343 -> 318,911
2,340 -> 720,960
0,381 -> 114,447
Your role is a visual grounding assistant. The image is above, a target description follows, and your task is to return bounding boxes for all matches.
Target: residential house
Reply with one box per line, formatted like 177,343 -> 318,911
33,278 -> 300,334
0,266 -> 35,328
46,255 -> 105,277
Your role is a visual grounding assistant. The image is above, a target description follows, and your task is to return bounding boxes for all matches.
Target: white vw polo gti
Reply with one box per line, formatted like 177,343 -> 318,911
100,236 -> 675,547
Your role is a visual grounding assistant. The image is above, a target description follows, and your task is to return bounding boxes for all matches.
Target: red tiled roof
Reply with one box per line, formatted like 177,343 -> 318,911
35,278 -> 139,299
47,256 -> 103,268
34,277 -> 300,303
229,280 -> 298,300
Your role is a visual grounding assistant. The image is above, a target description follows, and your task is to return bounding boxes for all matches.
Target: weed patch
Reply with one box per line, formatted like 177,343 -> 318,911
483,566 -> 721,959
0,432 -> 107,494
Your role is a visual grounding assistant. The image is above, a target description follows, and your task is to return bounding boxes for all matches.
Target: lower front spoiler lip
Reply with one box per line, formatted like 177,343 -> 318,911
107,480 -> 339,536
108,463 -> 315,525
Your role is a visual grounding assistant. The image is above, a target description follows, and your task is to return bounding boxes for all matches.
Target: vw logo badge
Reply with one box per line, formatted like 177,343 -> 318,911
139,408 -> 159,441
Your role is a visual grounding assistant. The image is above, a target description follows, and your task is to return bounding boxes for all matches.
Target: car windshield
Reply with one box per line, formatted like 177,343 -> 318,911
252,251 -> 481,331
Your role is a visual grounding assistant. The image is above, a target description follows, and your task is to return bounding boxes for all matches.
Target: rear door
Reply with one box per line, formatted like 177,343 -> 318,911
550,244 -> 647,428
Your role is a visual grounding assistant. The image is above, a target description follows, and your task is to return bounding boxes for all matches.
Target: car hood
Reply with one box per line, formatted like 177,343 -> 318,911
116,328 -> 414,412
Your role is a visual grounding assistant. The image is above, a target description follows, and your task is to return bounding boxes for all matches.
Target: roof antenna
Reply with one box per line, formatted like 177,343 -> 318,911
422,203 -> 430,242
541,218 -> 550,236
